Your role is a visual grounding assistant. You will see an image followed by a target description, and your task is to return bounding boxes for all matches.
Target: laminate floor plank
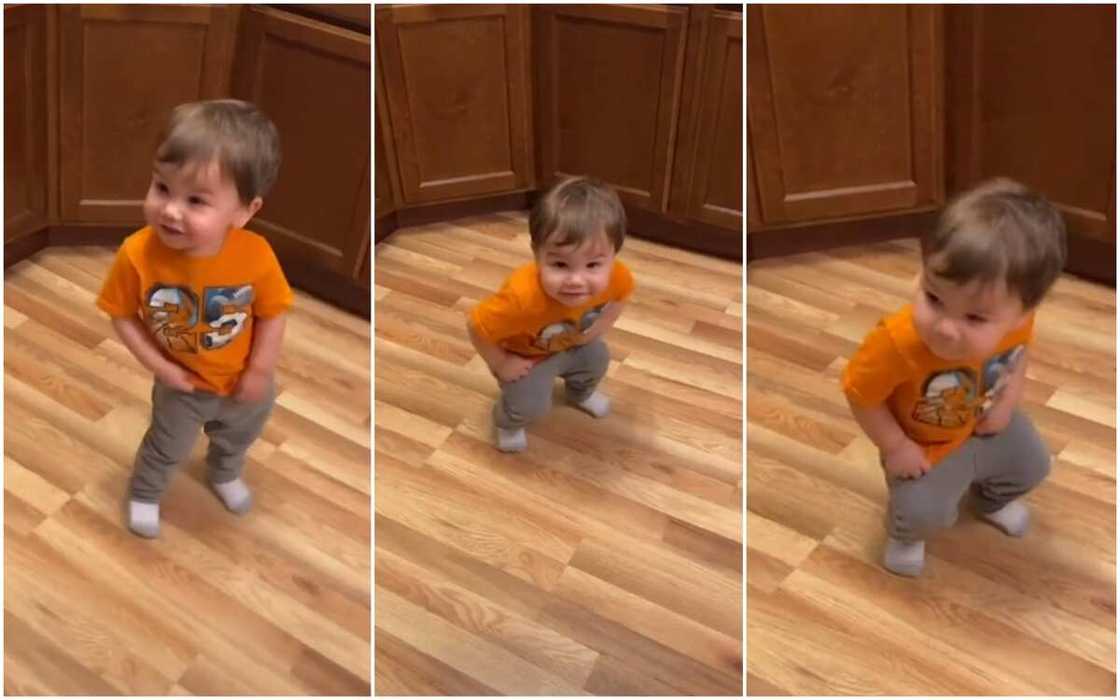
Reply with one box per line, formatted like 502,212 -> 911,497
375,213 -> 744,695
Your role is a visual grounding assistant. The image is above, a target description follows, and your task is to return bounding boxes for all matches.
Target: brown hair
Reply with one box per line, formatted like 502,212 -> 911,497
529,176 -> 626,252
155,99 -> 280,205
921,177 -> 1067,309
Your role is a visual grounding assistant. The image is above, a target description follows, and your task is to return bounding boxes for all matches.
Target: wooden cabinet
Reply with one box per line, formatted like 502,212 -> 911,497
58,4 -> 238,223
534,4 -> 688,214
5,4 -> 49,245
947,4 -> 1115,276
376,5 -> 533,204
669,7 -> 743,233
232,6 -> 371,282
747,5 -> 942,224
375,57 -> 402,221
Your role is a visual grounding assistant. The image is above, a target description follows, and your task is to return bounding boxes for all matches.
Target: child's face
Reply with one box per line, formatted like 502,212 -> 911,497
143,159 -> 261,257
535,233 -> 615,307
912,268 -> 1030,361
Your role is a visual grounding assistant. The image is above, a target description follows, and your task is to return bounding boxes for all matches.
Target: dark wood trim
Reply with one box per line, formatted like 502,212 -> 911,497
8,225 -> 371,318
625,206 -> 741,260
376,187 -> 743,262
747,209 -> 940,261
5,228 -> 49,268
1065,233 -> 1117,286
273,4 -> 370,34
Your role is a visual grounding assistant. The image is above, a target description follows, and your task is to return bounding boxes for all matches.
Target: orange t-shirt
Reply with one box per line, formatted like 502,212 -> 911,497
470,260 -> 634,357
841,304 -> 1034,466
96,226 -> 294,395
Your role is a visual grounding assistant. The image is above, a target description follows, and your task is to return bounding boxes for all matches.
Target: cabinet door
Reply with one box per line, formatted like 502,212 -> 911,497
670,8 -> 742,232
376,5 -> 533,204
59,5 -> 237,223
948,5 -> 1114,244
535,4 -> 688,213
5,4 -> 49,242
748,5 -> 942,224
232,7 -> 371,279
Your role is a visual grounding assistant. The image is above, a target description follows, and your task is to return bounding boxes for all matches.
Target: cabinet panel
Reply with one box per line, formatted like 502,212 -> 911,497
748,5 -> 941,223
948,5 -> 1114,243
59,5 -> 236,223
683,9 -> 742,231
377,5 -> 532,204
5,5 -> 49,242
535,4 -> 687,213
232,7 -> 371,277
375,57 -> 402,220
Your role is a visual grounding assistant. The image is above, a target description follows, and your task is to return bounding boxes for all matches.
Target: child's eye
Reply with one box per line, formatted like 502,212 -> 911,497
188,196 -> 207,206
552,262 -> 568,269
154,182 -> 169,194
587,262 -> 601,269
924,290 -> 941,306
966,314 -> 987,324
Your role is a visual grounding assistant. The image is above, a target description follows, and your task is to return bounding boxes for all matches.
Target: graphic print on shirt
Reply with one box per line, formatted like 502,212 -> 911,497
979,344 -> 1025,416
146,285 -> 200,353
533,304 -> 606,353
912,368 -> 979,428
201,285 -> 254,349
911,343 -> 1027,427
144,283 -> 253,353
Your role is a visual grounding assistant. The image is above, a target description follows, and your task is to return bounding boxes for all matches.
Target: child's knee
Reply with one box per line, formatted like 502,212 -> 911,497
892,490 -> 959,536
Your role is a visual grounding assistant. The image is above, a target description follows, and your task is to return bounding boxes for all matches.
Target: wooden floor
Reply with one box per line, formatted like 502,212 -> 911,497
746,239 -> 1116,695
3,247 -> 371,695
374,212 -> 744,695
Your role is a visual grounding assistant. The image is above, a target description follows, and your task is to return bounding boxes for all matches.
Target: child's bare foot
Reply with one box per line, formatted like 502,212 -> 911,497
497,427 -> 527,452
980,500 -> 1030,537
128,500 -> 160,538
211,477 -> 253,514
572,391 -> 610,418
883,537 -> 924,577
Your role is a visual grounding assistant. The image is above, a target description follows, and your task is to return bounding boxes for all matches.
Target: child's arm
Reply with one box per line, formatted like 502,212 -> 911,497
975,350 -> 1029,435
111,316 -> 197,392
233,314 -> 286,402
581,301 -> 627,342
467,319 -> 534,383
846,397 -> 931,479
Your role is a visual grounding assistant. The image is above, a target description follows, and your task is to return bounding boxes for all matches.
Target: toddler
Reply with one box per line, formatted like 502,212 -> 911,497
842,178 -> 1066,576
97,99 -> 293,538
468,176 -> 634,452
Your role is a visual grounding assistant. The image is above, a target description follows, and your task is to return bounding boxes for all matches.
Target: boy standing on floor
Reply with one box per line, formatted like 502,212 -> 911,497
468,176 -> 634,452
842,178 -> 1066,576
97,99 -> 293,538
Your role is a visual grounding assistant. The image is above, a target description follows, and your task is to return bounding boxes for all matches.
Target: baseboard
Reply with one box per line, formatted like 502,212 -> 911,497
8,224 -> 371,318
747,209 -> 941,261
377,189 -> 743,261
1065,234 -> 1116,286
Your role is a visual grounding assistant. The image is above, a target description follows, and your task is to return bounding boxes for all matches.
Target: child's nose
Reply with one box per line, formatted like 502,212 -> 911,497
936,317 -> 958,339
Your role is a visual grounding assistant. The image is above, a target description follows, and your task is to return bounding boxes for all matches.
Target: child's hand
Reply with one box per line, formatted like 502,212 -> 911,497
495,355 -> 535,383
156,362 -> 196,392
882,439 -> 931,480
233,366 -> 272,402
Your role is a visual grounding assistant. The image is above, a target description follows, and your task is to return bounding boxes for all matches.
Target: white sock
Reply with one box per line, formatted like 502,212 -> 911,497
883,537 -> 925,577
573,391 -> 611,418
212,477 -> 253,514
497,427 -> 527,453
128,500 -> 160,539
981,500 -> 1030,537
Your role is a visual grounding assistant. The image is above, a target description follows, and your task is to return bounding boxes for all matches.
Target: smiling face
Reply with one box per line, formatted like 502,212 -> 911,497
912,268 -> 1029,362
535,233 -> 615,307
143,159 -> 262,257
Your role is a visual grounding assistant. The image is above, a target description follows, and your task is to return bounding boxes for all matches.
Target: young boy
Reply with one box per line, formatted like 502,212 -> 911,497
467,176 -> 634,452
842,178 -> 1067,577
97,99 -> 293,538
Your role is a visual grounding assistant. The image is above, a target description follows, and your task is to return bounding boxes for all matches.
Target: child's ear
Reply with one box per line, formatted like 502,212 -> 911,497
236,197 -> 264,228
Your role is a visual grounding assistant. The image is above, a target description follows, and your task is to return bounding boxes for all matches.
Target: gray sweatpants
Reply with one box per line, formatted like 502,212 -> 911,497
493,339 -> 610,430
130,380 -> 276,503
886,410 -> 1051,542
